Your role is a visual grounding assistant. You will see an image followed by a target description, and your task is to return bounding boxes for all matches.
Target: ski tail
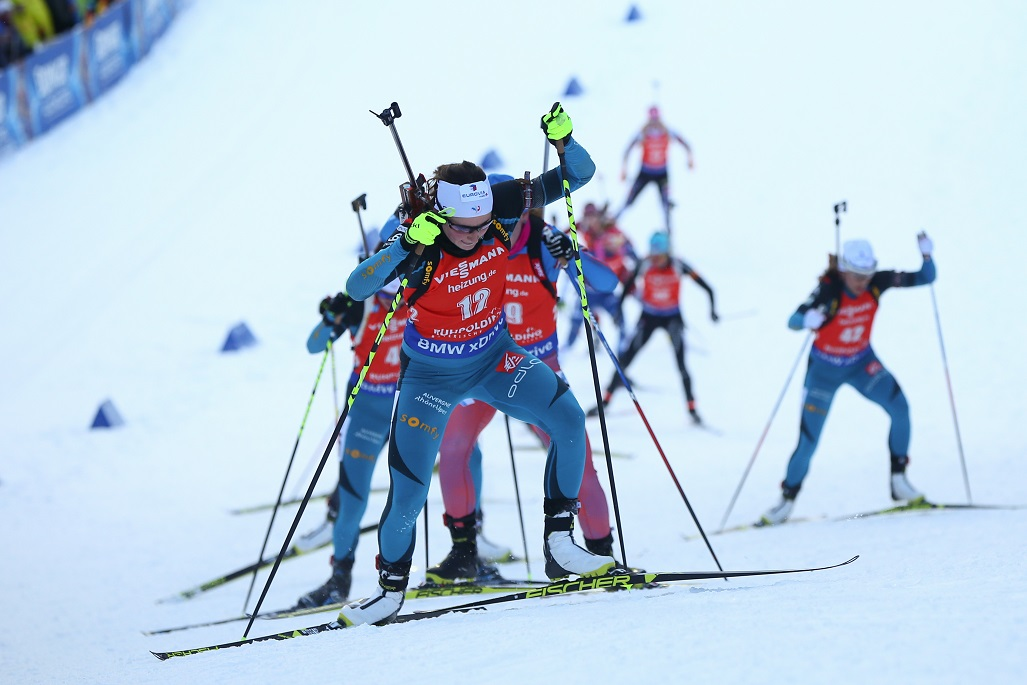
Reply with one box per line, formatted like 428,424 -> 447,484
151,621 -> 346,660
156,523 -> 378,604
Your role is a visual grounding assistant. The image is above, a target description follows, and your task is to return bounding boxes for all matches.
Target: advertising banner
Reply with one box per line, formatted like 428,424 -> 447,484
131,0 -> 178,58
86,1 -> 135,98
22,30 -> 88,137
0,67 -> 29,157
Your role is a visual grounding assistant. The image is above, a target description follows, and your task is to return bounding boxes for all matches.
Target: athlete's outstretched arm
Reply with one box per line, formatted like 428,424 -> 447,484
345,234 -> 410,300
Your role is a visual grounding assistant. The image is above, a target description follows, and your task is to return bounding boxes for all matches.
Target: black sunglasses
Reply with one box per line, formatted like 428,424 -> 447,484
448,217 -> 494,234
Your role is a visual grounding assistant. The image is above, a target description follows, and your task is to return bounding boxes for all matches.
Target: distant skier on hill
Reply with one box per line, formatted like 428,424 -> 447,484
589,231 -> 718,424
615,106 -> 694,228
760,233 -> 937,526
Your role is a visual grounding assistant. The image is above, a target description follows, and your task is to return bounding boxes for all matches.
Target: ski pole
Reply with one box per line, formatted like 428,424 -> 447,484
244,102 -> 428,636
423,499 -> 430,577
833,200 -> 847,257
329,341 -> 343,477
504,415 -> 531,579
929,283 -> 972,502
352,193 -> 370,258
551,113 -> 630,567
241,342 -> 333,611
575,289 -> 724,574
718,333 -> 811,531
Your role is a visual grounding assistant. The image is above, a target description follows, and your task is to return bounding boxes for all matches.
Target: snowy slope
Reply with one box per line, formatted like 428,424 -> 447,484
1,1 -> 1026,683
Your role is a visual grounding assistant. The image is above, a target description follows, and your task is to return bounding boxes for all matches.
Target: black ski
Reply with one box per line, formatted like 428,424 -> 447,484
840,500 -> 1026,520
713,501 -> 1027,537
144,603 -> 343,636
685,515 -> 827,541
156,523 -> 378,603
144,579 -> 550,635
151,556 -> 858,660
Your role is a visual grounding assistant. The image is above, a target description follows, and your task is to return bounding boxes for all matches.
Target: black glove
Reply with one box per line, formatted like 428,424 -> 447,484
542,225 -> 574,262
319,292 -> 362,336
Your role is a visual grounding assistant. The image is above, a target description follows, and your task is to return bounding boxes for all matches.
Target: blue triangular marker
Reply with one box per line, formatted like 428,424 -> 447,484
480,149 -> 503,171
626,5 -> 642,22
91,400 -> 124,429
563,77 -> 584,97
221,322 -> 258,352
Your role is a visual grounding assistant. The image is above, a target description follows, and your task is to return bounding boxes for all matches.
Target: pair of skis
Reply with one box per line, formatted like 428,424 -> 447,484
690,501 -> 1025,540
151,555 -> 859,660
145,578 -> 550,635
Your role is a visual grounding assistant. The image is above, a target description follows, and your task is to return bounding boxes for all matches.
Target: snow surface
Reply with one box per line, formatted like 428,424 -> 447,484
2,1 -> 1026,683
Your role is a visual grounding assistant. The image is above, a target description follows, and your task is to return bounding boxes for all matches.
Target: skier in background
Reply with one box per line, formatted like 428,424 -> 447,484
563,202 -> 637,352
615,106 -> 694,228
590,231 -> 717,424
291,280 -> 409,609
761,233 -> 937,525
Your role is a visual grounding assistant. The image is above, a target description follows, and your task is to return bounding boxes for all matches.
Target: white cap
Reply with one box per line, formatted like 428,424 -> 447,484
839,239 -> 877,275
435,179 -> 493,218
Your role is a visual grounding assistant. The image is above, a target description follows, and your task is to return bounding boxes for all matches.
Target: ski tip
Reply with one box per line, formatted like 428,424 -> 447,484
151,651 -> 170,661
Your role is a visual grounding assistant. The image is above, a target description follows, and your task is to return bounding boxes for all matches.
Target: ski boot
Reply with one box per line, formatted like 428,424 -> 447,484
425,513 -> 479,585
543,498 -> 616,580
295,556 -> 353,609
759,482 -> 800,526
687,400 -> 702,425
890,455 -> 925,503
337,556 -> 408,627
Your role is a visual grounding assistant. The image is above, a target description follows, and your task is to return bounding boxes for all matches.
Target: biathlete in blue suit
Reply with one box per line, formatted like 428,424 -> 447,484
761,233 -> 937,525
336,104 -> 619,628
428,203 -> 622,584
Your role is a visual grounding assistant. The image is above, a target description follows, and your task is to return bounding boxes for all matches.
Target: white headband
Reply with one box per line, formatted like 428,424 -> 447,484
435,179 -> 493,218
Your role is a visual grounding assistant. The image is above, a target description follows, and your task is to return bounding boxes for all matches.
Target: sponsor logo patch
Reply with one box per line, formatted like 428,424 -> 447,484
497,351 -> 525,373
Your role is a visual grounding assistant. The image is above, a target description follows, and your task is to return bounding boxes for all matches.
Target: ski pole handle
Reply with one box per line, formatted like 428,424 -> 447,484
352,193 -> 370,257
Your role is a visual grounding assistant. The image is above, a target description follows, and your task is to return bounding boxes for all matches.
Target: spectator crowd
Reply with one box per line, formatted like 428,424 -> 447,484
1,0 -> 112,69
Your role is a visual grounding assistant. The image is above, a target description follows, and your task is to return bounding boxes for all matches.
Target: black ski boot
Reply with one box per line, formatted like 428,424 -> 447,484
295,556 -> 353,609
425,513 -> 479,585
585,532 -> 615,557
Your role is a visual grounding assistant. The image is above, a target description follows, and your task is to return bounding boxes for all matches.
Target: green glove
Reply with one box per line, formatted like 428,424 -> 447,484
541,102 -> 573,144
402,209 -> 448,248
